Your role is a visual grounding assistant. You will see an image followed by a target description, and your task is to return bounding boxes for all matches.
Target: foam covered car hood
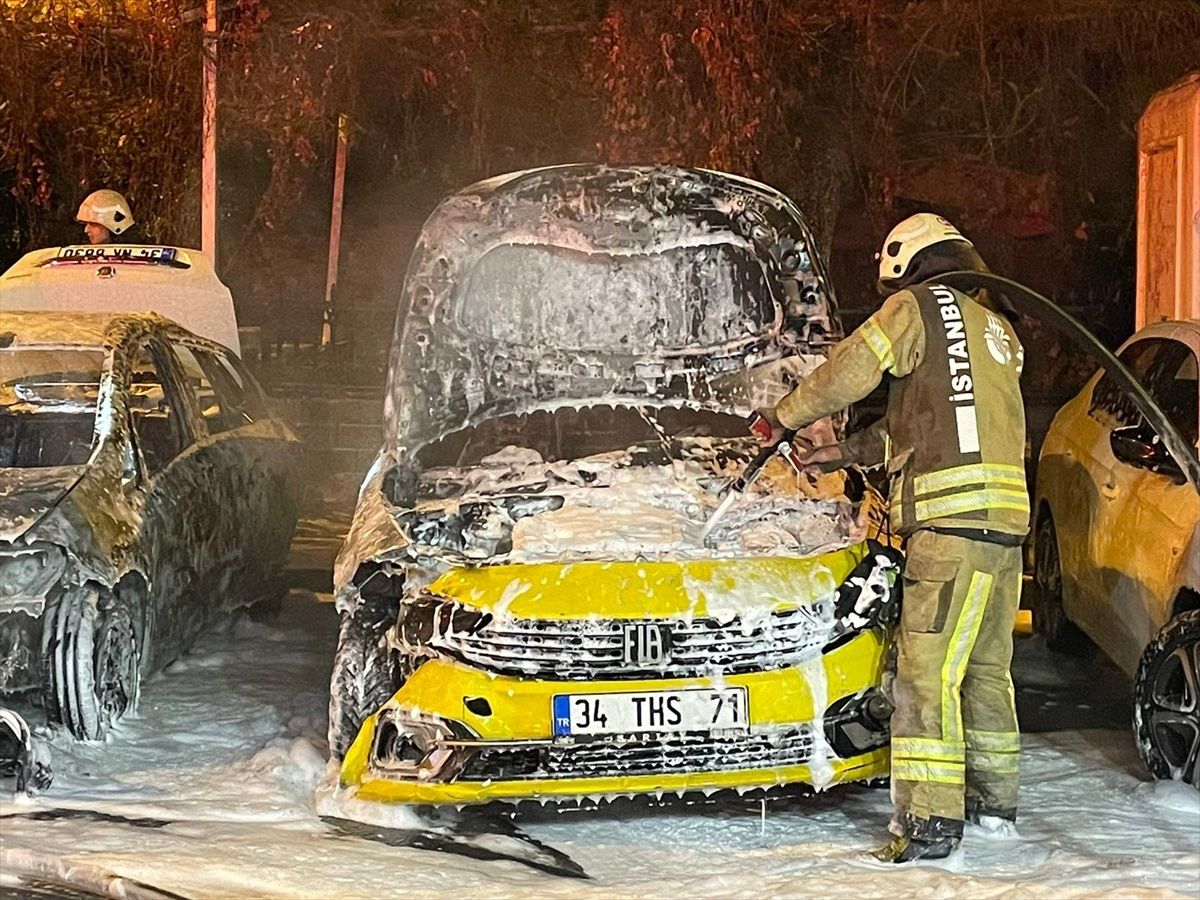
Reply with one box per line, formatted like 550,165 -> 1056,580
423,546 -> 869,621
383,165 -> 839,453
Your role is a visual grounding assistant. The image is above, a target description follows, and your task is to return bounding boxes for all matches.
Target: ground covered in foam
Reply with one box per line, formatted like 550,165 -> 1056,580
1,592 -> 1196,898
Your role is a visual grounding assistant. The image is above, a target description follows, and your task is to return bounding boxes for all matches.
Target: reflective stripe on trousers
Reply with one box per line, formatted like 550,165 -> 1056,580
941,572 -> 993,741
889,531 -> 1023,822
891,573 -> 992,790
966,728 -> 1021,773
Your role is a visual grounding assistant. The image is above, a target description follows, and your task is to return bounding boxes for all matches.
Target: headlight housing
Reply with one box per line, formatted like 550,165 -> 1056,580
396,496 -> 564,560
0,546 -> 66,611
369,708 -> 475,781
824,542 -> 902,650
397,593 -> 493,651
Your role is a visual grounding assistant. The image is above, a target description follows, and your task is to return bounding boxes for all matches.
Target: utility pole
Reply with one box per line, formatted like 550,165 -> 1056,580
201,0 -> 218,258
321,113 -> 350,349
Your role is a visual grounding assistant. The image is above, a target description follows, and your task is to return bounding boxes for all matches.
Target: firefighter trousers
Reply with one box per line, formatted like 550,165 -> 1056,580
890,528 -> 1023,824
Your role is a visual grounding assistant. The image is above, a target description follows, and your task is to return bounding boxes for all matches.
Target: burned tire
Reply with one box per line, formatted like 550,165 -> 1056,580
328,602 -> 401,761
1032,514 -> 1093,656
48,587 -> 141,740
1134,610 -> 1200,788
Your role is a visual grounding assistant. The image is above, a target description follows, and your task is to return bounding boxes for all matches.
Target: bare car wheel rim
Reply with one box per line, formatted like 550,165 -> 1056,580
1149,641 -> 1200,786
94,605 -> 139,725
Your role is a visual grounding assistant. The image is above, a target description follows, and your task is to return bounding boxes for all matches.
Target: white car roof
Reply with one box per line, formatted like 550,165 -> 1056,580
0,245 -> 240,354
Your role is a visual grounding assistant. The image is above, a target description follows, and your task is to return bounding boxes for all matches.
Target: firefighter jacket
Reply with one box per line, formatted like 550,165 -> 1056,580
775,283 -> 1029,538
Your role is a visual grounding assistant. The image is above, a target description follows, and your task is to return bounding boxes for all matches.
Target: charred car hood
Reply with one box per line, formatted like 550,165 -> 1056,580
385,165 -> 839,452
334,414 -> 854,594
0,466 -> 86,541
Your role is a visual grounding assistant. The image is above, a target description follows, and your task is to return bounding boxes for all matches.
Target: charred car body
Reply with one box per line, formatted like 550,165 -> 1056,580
0,311 -> 298,739
331,165 -> 901,804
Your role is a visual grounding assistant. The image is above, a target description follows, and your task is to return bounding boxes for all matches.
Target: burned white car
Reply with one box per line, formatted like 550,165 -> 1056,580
0,311 -> 298,739
331,165 -> 900,805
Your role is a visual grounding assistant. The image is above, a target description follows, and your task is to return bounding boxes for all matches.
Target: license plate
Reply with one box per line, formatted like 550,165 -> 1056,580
53,245 -> 177,264
552,687 -> 748,736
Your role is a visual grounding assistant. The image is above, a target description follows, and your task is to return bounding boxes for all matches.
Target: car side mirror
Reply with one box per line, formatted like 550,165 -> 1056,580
1110,425 -> 1186,484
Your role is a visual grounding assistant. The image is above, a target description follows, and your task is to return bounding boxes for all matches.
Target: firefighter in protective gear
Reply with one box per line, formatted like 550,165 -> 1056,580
76,189 -> 134,245
766,213 -> 1027,863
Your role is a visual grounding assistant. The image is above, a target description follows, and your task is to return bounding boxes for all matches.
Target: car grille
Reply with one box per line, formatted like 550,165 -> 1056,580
458,727 -> 817,781
430,597 -> 836,680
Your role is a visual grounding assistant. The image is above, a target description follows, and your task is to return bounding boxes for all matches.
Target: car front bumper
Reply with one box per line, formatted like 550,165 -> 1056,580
339,628 -> 892,805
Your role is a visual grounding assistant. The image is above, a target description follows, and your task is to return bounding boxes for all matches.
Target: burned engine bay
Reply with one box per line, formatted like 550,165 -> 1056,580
341,401 -> 876,605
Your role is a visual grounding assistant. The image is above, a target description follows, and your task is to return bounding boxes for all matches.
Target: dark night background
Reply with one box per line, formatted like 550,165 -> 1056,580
3,1 -> 1198,499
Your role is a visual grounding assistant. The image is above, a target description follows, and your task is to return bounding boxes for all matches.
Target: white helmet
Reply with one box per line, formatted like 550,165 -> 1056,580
877,213 -> 970,288
76,189 -> 134,235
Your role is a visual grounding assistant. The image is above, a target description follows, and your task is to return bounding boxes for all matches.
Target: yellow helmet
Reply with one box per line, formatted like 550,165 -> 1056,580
76,189 -> 134,235
877,213 -> 970,289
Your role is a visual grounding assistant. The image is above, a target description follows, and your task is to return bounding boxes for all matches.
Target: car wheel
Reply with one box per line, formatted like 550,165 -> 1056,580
1133,610 -> 1200,788
1032,514 -> 1093,655
328,601 -> 402,760
48,587 -> 141,740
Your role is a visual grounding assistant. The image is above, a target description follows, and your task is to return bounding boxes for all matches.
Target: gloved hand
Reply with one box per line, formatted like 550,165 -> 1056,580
750,407 -> 784,446
778,432 -> 819,473
755,405 -> 782,428
792,442 -> 845,472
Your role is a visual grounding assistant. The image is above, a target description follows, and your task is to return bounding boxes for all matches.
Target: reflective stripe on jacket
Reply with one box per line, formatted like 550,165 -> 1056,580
775,283 -> 1029,538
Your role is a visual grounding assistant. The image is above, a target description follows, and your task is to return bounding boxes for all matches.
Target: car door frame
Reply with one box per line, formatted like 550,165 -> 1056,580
1097,330 -> 1200,653
162,334 -> 298,613
206,344 -> 300,606
118,328 -> 215,666
1073,338 -> 1166,643
159,333 -> 254,615
1063,326 -> 1200,670
1038,370 -> 1115,633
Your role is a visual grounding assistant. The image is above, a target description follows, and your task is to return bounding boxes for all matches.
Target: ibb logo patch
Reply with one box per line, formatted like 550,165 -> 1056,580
622,623 -> 672,666
985,313 -> 1014,365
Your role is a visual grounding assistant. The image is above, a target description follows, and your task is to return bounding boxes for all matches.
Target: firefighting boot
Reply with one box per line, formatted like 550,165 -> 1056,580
872,814 -> 963,863
966,796 -> 1017,827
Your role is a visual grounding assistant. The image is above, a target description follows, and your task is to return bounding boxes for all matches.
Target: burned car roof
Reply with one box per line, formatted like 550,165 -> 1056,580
386,164 -> 841,453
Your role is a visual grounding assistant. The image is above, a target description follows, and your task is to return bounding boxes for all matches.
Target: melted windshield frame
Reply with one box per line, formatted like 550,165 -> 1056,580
0,344 -> 106,468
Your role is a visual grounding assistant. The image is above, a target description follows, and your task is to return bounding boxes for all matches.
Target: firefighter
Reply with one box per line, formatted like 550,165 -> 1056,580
76,189 -> 134,245
761,213 -> 1028,863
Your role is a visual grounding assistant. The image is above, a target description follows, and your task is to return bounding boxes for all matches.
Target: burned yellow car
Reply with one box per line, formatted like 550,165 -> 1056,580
329,165 -> 901,805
